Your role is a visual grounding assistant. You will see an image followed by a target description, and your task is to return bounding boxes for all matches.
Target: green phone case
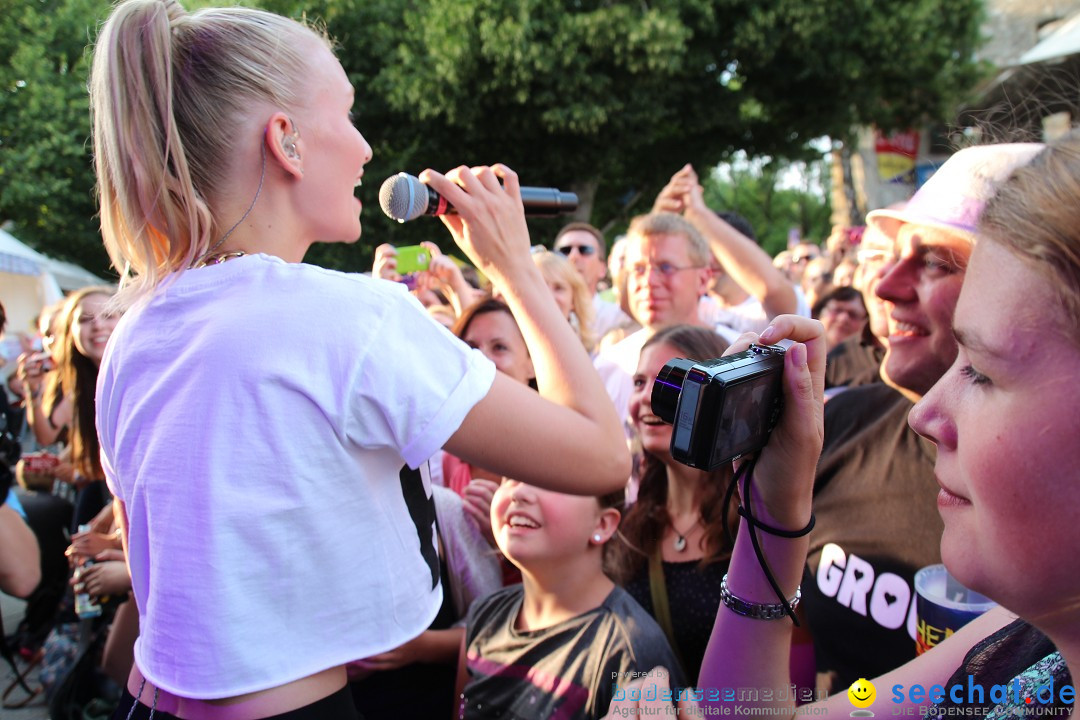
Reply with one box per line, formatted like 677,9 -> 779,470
395,245 -> 430,274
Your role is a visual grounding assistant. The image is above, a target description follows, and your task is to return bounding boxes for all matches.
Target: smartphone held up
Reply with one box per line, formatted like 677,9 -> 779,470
394,245 -> 431,275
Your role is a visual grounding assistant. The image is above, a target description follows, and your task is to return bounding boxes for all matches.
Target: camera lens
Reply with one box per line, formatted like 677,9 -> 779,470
651,358 -> 695,424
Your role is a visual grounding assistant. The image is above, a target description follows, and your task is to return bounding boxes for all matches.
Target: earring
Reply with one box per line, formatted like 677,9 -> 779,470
593,534 -> 602,543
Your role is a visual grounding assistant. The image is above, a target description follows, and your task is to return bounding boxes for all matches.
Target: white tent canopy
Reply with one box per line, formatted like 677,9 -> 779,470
0,227 -> 108,341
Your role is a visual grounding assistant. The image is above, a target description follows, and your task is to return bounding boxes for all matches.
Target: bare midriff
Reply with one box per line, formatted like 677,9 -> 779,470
125,663 -> 347,720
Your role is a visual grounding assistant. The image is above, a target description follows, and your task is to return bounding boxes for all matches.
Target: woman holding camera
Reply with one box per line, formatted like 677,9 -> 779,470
613,137 -> 1080,718
91,1 -> 627,718
28,287 -> 118,528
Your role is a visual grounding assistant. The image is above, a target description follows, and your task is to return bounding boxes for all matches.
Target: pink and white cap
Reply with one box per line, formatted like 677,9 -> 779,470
866,143 -> 1045,242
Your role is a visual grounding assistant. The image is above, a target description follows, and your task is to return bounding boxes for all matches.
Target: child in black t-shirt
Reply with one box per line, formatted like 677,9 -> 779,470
457,480 -> 685,720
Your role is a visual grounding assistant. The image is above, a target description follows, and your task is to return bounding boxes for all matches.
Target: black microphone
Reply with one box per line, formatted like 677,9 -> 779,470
379,172 -> 579,223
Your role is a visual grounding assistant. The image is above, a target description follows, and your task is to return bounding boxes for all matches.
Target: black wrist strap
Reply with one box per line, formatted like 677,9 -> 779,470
721,457 -> 814,625
737,506 -> 815,538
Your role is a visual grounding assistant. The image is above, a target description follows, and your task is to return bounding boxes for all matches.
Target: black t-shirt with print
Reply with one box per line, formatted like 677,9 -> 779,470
463,584 -> 685,720
803,382 -> 943,692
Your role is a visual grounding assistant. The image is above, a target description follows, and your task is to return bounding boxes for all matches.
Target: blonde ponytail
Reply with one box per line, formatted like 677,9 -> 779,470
90,0 -> 329,305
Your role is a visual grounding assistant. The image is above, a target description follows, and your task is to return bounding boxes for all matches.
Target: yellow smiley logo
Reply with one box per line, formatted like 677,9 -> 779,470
848,678 -> 876,709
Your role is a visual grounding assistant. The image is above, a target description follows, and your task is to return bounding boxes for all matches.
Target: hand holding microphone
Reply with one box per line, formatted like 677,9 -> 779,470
379,171 -> 578,223
413,164 -> 535,283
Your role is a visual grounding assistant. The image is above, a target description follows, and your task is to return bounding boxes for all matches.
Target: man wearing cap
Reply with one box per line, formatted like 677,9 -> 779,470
553,223 -> 633,342
801,144 -> 1044,693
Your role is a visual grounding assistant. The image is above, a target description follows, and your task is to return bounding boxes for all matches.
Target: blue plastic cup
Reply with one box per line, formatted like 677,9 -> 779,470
914,564 -> 996,654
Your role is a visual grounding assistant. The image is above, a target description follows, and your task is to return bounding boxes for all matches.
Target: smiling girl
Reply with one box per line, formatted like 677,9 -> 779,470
460,479 -> 684,719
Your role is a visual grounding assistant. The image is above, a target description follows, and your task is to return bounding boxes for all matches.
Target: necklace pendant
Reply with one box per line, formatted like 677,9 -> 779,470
673,534 -> 687,552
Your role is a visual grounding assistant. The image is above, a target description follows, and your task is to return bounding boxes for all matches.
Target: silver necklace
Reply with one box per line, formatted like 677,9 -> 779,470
192,141 -> 265,268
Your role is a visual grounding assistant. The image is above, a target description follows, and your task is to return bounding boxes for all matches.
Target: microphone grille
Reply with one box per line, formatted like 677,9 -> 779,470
378,173 -> 429,222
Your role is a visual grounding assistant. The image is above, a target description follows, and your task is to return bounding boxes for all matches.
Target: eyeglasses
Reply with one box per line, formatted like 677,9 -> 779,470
555,244 -> 597,257
628,261 -> 704,279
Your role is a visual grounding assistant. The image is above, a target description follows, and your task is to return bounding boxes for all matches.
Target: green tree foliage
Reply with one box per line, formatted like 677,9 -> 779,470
361,0 -> 982,250
702,153 -> 832,259
1,0 -> 982,274
0,0 -> 113,276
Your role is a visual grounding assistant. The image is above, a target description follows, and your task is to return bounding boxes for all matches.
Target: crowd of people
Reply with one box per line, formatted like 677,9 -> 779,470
0,1 -> 1077,719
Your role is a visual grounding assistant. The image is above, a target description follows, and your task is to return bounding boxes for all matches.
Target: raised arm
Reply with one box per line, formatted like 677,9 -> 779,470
427,164 -> 629,495
16,354 -> 70,446
696,315 -> 823,705
418,241 -> 484,318
655,164 -> 797,319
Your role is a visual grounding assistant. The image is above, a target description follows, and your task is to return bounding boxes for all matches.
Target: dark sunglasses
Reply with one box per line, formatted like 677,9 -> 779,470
555,244 -> 597,257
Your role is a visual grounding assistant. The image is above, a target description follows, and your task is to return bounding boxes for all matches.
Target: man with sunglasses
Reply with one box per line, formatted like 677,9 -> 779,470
788,242 -> 821,284
554,223 -> 632,341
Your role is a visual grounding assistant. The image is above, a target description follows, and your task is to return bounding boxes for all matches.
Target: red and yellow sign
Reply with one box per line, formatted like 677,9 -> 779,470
875,129 -> 920,184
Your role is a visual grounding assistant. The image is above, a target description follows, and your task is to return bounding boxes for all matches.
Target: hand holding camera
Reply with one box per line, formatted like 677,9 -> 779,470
736,317 -> 825,528
656,315 -> 825,530
652,343 -> 787,470
15,350 -> 53,395
393,244 -> 431,275
372,243 -> 401,282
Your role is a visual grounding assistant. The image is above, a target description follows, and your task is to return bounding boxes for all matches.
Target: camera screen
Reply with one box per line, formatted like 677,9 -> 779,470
710,372 -> 779,466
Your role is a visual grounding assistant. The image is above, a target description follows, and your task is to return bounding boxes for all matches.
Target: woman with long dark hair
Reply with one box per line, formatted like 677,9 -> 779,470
608,324 -> 736,681
52,286 -> 118,529
616,138 -> 1080,719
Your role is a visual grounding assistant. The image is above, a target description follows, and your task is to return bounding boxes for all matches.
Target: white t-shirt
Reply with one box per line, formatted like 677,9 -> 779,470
593,328 -> 651,435
592,293 -> 634,342
96,254 -> 495,699
699,285 -> 811,345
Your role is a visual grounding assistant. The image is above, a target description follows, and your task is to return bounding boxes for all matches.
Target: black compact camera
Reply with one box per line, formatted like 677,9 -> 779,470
651,344 -> 786,470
